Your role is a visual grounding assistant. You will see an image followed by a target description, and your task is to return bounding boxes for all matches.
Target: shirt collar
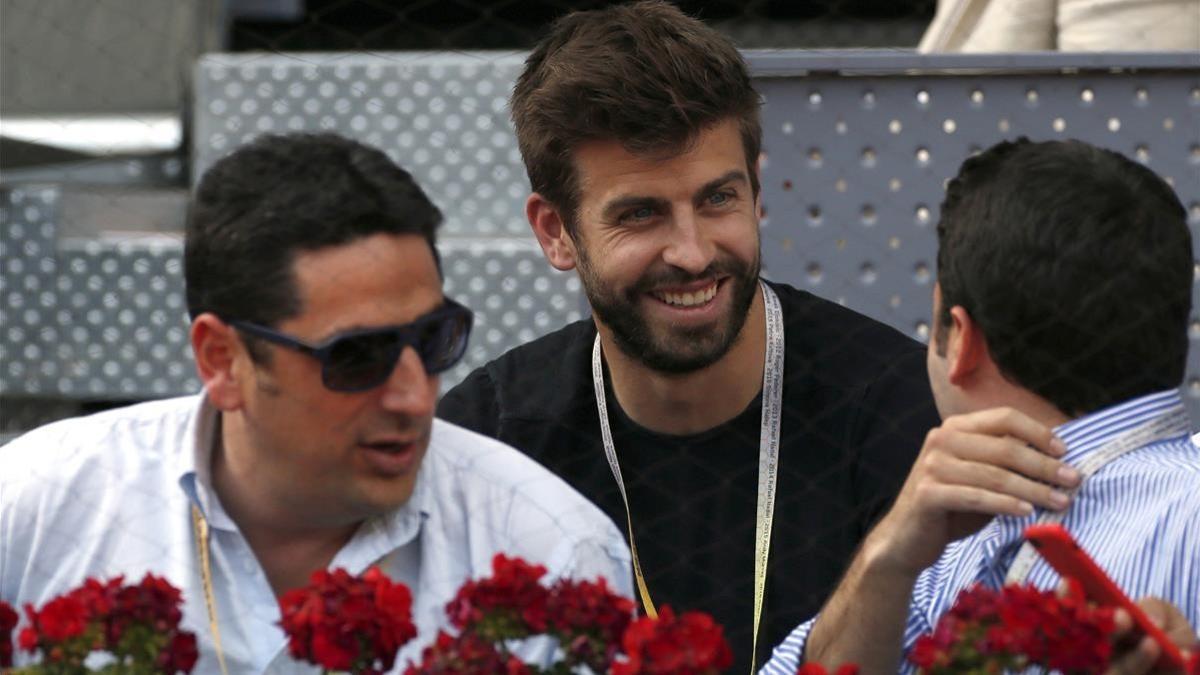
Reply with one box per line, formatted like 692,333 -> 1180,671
175,392 -> 238,531
1052,389 -> 1189,467
174,392 -> 434,548
974,389 -> 1188,568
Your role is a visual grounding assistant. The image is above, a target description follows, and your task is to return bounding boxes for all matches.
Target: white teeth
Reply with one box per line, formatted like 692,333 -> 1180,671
655,283 -> 718,307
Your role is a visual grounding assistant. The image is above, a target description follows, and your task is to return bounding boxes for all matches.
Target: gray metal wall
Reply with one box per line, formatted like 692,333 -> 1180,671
3,51 -> 1198,423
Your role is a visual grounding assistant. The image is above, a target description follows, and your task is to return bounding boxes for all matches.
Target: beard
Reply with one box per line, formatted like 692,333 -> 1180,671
575,245 -> 761,374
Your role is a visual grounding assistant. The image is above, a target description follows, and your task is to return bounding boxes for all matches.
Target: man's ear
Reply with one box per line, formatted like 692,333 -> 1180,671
191,313 -> 247,411
946,305 -> 989,386
526,193 -> 578,272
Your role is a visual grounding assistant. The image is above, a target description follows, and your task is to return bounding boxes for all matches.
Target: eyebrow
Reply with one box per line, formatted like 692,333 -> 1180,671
599,169 -> 750,223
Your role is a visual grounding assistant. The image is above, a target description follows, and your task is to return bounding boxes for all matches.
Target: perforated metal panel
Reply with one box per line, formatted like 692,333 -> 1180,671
0,186 -> 196,399
3,51 -> 1197,420
193,52 -> 532,238
747,52 -> 1200,417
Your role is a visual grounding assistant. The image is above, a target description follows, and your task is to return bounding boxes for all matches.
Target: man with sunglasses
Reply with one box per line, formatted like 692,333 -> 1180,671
0,133 -> 632,673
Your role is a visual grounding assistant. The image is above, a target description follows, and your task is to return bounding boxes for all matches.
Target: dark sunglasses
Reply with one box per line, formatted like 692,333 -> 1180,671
230,298 -> 473,392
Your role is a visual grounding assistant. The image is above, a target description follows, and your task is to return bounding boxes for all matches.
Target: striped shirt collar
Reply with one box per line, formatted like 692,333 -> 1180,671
1053,389 -> 1189,467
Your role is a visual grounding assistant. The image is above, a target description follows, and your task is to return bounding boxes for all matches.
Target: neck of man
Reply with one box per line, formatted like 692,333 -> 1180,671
970,371 -> 1073,434
211,417 -> 359,597
602,283 -> 768,436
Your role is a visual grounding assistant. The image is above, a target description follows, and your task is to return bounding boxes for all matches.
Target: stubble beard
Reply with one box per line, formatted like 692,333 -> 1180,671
576,244 -> 761,375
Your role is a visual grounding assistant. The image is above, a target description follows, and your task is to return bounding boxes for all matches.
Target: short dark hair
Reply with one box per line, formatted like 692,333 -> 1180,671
510,0 -> 762,232
185,132 -> 443,339
935,137 -> 1191,416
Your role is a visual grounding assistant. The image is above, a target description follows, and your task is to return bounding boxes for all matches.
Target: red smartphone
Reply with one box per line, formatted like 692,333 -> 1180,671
1024,523 -> 1185,670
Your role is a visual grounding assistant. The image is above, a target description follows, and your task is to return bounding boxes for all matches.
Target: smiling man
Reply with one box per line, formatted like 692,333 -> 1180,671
0,133 -> 631,673
435,1 -> 940,669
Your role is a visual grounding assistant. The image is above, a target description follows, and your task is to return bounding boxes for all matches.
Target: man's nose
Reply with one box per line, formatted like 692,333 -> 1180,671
378,346 -> 438,418
661,211 -> 716,274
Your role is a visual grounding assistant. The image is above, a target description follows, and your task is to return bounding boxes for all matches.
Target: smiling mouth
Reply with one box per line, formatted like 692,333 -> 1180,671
650,280 -> 719,308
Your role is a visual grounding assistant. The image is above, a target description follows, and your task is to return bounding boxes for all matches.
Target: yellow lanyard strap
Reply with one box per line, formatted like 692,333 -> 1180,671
191,505 -> 232,675
591,281 -> 785,673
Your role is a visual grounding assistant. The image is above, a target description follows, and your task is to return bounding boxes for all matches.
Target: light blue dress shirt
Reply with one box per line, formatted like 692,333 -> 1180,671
1,394 -> 632,673
763,389 -> 1200,674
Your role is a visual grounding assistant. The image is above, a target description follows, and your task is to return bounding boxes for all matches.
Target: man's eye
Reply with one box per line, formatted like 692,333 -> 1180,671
624,207 -> 655,221
708,191 -> 733,206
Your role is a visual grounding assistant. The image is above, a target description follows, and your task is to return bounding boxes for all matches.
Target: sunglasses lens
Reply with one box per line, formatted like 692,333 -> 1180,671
417,310 -> 471,374
324,330 -> 403,391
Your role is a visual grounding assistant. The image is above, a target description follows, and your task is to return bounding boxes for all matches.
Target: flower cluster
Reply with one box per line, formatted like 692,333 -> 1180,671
279,566 -> 418,675
545,578 -> 636,672
796,664 -> 859,675
1,599 -> 18,669
611,606 -> 732,675
446,555 -> 551,641
439,554 -> 637,673
404,631 -> 531,675
14,574 -> 198,673
910,581 -> 1115,674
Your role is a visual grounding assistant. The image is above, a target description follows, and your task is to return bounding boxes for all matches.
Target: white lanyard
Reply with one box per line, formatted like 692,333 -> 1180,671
1004,407 -> 1190,584
592,280 -> 785,674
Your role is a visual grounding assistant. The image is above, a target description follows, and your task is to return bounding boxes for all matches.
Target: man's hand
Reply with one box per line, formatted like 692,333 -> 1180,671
868,407 -> 1081,576
1105,597 -> 1198,675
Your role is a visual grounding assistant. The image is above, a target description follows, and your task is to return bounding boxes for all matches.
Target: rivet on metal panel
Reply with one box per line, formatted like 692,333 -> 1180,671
914,262 -> 931,284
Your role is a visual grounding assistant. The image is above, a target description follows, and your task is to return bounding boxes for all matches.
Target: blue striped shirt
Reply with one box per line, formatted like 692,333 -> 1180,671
763,390 -> 1200,674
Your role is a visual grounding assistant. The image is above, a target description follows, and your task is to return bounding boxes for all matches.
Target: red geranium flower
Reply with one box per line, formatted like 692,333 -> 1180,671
17,574 -> 197,673
445,555 -> 551,641
279,566 -> 417,675
545,577 -> 636,672
796,663 -> 860,675
1,599 -> 18,668
403,630 -> 532,675
910,581 -> 1115,674
611,605 -> 733,675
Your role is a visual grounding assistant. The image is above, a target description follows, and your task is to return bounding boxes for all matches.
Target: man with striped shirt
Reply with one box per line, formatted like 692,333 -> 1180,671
764,138 -> 1200,674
